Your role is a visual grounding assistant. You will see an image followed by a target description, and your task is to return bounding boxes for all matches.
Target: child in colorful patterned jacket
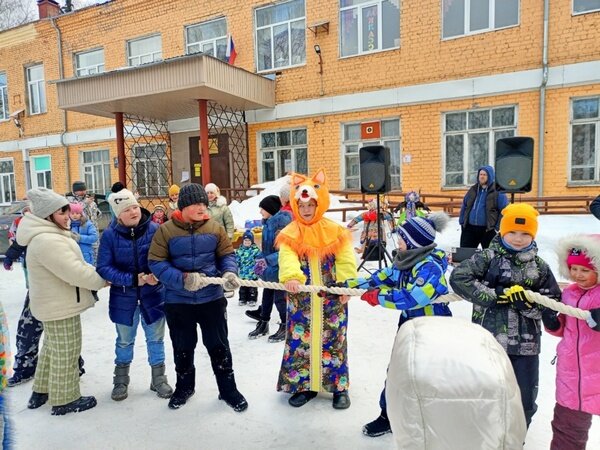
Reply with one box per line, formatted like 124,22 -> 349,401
235,230 -> 261,306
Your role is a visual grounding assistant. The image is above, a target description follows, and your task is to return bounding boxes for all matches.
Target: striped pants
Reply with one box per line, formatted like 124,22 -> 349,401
33,316 -> 82,406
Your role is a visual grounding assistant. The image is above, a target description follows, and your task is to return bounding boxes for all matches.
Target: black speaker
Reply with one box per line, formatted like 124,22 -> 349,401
359,145 -> 391,194
495,137 -> 534,193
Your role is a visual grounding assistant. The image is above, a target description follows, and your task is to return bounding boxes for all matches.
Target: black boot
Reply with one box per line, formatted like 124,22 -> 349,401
238,286 -> 248,306
288,391 -> 317,407
168,367 -> 195,410
51,396 -> 97,416
363,410 -> 391,437
8,371 -> 35,387
332,391 -> 351,409
245,307 -> 262,321
267,323 -> 286,343
248,320 -> 269,339
27,392 -> 48,409
78,355 -> 85,377
247,287 -> 258,306
210,346 -> 248,413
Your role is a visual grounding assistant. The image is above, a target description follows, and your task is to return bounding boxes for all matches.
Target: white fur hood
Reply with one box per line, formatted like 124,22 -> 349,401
556,234 -> 600,279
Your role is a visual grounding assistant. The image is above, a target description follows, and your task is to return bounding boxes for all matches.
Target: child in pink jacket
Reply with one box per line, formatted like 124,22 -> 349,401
543,234 -> 600,450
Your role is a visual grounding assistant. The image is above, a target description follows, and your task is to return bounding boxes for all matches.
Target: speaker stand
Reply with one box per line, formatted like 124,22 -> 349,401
357,194 -> 394,273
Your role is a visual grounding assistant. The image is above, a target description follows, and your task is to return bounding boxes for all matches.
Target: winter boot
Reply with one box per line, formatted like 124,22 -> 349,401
168,367 -> 195,410
288,391 -> 318,407
51,396 -> 97,416
332,391 -> 351,409
248,320 -> 269,339
267,323 -> 286,343
27,392 -> 48,409
363,411 -> 392,437
150,363 -> 173,399
210,346 -> 248,413
245,307 -> 262,321
238,286 -> 248,306
111,364 -> 130,401
8,371 -> 35,387
247,287 -> 258,306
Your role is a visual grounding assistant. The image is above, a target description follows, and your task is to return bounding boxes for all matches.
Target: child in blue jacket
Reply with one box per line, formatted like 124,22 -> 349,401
235,230 -> 261,306
69,203 -> 98,265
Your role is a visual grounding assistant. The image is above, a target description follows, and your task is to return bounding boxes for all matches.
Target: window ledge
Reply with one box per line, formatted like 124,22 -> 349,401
566,182 -> 600,188
572,8 -> 600,16
441,23 -> 519,42
339,46 -> 399,61
256,62 -> 306,75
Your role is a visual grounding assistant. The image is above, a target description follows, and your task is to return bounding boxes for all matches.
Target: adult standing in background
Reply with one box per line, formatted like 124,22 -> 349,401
205,183 -> 235,241
591,194 -> 600,220
459,165 -> 508,249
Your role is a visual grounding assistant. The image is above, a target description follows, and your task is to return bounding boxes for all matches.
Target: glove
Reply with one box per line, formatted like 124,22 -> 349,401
506,285 -> 534,311
360,289 -> 380,307
3,258 -> 13,271
495,286 -> 510,305
254,258 -> 267,276
541,307 -> 561,331
222,272 -> 241,290
587,308 -> 600,332
183,272 -> 207,292
71,232 -> 81,242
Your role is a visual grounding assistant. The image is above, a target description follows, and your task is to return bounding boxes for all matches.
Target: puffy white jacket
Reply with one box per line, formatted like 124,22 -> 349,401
386,317 -> 526,450
16,213 -> 105,322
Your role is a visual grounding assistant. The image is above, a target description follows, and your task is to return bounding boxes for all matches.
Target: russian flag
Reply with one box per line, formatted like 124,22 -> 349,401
226,34 -> 237,65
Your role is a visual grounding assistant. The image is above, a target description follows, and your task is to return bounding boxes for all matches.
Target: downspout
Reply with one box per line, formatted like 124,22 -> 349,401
537,0 -> 550,197
50,17 -> 70,192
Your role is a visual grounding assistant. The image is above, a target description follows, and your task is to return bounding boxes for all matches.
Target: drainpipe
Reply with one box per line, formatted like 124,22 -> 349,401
50,17 -> 70,192
537,0 -> 549,197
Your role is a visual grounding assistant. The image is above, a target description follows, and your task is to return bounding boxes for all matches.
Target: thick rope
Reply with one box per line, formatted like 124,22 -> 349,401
210,277 -> 592,322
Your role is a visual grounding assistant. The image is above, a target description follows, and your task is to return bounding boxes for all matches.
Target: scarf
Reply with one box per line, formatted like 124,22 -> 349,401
393,243 -> 437,270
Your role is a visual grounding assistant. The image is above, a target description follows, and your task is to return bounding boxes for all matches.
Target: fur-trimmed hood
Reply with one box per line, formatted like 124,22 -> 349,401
209,195 -> 228,207
556,234 -> 600,278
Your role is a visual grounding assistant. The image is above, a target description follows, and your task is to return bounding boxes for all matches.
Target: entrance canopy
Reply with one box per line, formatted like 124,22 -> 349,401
55,53 -> 275,120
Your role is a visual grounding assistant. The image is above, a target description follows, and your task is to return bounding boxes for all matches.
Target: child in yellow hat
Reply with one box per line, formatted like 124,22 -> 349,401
167,185 -> 180,219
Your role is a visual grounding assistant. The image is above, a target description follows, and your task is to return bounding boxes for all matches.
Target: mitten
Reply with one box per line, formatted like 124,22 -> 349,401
3,258 -> 13,271
254,258 -> 267,276
71,231 -> 81,242
360,289 -> 380,307
222,272 -> 241,290
541,307 -> 561,331
326,280 -> 347,288
587,308 -> 600,332
506,285 -> 534,311
183,272 -> 207,291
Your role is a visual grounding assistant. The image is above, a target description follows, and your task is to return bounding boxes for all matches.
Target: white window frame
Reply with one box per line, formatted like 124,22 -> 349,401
30,155 -> 52,189
185,17 -> 228,60
26,64 -> 46,115
127,35 -> 162,67
569,96 -> 600,184
339,0 -> 400,58
81,149 -> 111,195
0,72 -> 8,121
258,128 -> 308,182
132,144 -> 169,197
442,106 -> 518,188
573,0 -> 600,15
75,48 -> 105,77
0,158 -> 16,205
341,119 -> 401,190
255,0 -> 306,72
441,0 -> 520,40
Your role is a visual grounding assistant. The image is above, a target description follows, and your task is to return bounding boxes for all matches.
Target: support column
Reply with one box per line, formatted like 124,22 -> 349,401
198,99 -> 211,184
115,112 -> 126,185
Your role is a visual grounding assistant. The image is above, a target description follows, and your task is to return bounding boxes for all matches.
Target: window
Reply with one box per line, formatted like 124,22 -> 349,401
127,35 -> 162,67
186,18 -> 228,60
442,0 -> 519,39
443,106 -> 516,187
82,150 -> 111,195
0,72 -> 8,121
339,0 -> 400,57
0,159 -> 16,204
31,155 -> 52,189
342,119 -> 401,190
570,97 -> 600,183
255,0 -> 306,72
259,129 -> 307,182
26,65 -> 46,115
75,49 -> 105,77
574,0 -> 600,14
132,144 -> 169,196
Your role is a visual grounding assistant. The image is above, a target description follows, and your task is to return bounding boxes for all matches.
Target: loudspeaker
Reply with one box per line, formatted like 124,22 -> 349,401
359,145 -> 391,194
495,137 -> 534,193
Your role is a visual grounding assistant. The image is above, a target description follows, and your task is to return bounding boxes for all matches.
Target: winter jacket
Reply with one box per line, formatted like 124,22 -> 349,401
96,210 -> 165,326
16,213 -> 105,322
387,317 -> 526,449
450,235 -> 562,356
208,195 -> 234,240
546,284 -> 600,415
261,209 -> 292,282
148,210 -> 237,305
235,244 -> 261,280
591,195 -> 600,220
66,192 -> 101,228
459,166 -> 508,231
70,217 -> 98,265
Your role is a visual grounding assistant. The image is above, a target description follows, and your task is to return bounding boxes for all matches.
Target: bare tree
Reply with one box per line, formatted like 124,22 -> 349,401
0,0 -> 36,31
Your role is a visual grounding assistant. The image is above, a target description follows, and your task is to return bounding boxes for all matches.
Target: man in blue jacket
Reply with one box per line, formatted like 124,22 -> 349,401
591,194 -> 600,220
459,165 -> 508,249
148,183 -> 247,412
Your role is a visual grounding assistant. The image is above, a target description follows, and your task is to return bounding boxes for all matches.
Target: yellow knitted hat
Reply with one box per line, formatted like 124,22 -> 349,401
499,203 -> 539,238
168,184 -> 180,196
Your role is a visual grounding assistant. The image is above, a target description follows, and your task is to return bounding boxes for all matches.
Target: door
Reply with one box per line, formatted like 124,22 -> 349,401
189,134 -> 231,193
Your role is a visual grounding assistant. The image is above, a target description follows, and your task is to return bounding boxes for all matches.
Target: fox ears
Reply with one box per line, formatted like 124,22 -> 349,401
291,168 -> 326,187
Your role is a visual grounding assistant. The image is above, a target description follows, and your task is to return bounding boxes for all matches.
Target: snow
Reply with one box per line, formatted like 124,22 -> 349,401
3,178 -> 600,449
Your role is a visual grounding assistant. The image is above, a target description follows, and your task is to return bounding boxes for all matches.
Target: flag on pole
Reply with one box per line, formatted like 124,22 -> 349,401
226,34 -> 237,65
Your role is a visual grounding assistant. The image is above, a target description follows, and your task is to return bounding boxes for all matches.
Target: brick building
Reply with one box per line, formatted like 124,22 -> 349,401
0,0 -> 599,205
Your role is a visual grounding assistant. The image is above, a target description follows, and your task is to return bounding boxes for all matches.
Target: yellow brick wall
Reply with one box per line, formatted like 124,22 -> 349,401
549,3 -> 600,66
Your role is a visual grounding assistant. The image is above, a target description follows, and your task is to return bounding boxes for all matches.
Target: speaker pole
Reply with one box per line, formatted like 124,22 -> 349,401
510,192 -> 515,204
357,194 -> 394,273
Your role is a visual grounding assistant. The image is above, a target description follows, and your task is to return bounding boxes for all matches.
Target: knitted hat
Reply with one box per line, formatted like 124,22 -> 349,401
153,205 -> 166,213
69,203 -> 84,215
205,183 -> 220,196
259,195 -> 282,216
499,203 -> 539,238
168,184 -> 180,197
72,180 -> 86,192
178,183 -> 208,210
27,188 -> 69,219
242,229 -> 254,244
396,212 -> 449,249
557,234 -> 600,278
111,181 -> 125,193
109,189 -> 139,218
279,182 -> 291,203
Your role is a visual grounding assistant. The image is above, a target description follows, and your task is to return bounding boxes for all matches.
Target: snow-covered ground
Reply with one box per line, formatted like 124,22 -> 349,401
3,180 -> 600,449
